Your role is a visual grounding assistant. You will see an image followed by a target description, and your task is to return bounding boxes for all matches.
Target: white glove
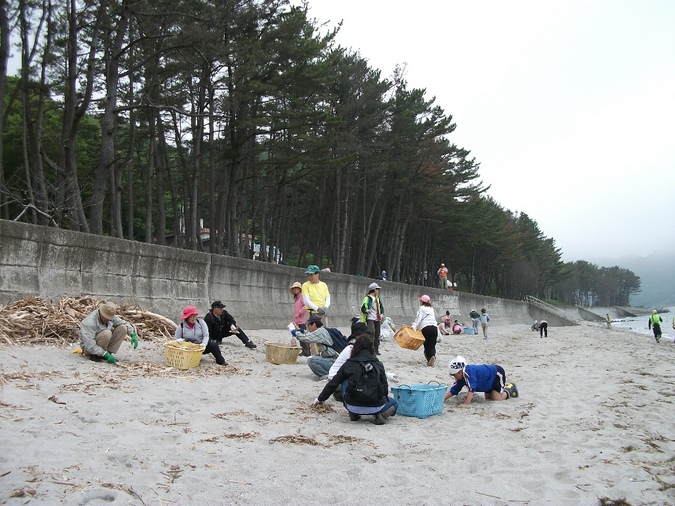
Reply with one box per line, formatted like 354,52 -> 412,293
230,324 -> 237,332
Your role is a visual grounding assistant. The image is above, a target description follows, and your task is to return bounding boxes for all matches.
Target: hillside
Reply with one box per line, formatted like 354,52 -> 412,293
591,250 -> 675,308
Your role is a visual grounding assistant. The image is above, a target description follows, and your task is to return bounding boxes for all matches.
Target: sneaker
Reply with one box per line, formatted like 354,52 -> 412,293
427,356 -> 435,367
245,341 -> 257,349
349,413 -> 361,422
504,383 -> 518,399
374,413 -> 385,425
216,358 -> 228,366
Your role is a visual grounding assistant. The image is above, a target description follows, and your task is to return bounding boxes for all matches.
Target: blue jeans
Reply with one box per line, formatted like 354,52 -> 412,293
307,356 -> 334,377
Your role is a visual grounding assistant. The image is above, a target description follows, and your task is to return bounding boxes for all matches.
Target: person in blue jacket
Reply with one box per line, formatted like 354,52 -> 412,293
443,356 -> 518,407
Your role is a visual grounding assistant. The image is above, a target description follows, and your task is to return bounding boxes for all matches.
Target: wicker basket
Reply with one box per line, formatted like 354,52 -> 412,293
164,341 -> 205,370
391,382 -> 447,418
265,342 -> 302,365
394,325 -> 425,351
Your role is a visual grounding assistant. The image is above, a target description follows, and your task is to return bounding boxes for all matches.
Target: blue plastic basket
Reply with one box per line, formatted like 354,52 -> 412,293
463,327 -> 475,335
391,382 -> 447,418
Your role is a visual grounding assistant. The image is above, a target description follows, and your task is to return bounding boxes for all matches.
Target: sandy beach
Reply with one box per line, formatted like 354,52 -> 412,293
1,321 -> 675,505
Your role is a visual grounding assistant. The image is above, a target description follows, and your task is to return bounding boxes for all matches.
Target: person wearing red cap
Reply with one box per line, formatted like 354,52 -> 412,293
175,306 -> 228,366
411,295 -> 438,366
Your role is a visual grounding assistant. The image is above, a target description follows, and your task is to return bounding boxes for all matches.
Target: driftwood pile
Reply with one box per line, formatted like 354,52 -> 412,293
0,296 -> 177,347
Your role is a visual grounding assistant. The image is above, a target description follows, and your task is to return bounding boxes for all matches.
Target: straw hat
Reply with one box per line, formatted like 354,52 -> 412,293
288,281 -> 302,293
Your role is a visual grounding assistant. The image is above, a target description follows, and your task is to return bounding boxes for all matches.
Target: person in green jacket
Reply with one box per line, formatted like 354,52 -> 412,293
360,282 -> 385,355
648,310 -> 663,343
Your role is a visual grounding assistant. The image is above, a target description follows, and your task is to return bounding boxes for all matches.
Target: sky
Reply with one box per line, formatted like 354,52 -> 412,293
294,0 -> 675,262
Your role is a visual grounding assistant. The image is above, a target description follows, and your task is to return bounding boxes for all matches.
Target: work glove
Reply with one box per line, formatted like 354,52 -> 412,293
230,324 -> 237,333
129,332 -> 138,349
317,307 -> 326,316
103,352 -> 117,365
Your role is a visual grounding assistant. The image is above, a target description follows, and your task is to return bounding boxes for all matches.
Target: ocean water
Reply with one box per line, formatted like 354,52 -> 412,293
609,306 -> 675,342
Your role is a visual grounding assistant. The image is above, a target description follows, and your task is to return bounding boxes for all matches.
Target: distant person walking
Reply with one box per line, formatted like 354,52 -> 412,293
479,308 -> 490,341
605,314 -> 612,329
411,295 -> 438,367
469,309 -> 480,334
648,310 -> 663,343
360,282 -> 385,355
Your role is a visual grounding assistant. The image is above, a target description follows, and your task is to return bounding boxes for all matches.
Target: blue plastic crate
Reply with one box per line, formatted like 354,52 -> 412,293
391,383 -> 447,418
463,327 -> 475,335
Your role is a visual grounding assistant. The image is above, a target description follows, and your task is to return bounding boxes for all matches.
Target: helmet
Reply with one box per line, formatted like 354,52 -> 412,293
448,356 -> 466,375
420,294 -> 431,304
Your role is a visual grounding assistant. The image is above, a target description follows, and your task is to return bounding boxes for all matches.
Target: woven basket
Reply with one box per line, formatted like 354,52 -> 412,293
265,342 -> 302,365
394,325 -> 425,351
164,341 -> 205,370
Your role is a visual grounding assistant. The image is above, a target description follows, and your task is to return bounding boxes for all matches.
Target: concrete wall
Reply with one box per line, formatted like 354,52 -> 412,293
1,220 -> 541,329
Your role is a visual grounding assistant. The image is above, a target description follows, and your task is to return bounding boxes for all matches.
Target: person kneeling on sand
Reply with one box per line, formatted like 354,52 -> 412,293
79,301 -> 138,364
175,306 -> 228,366
443,356 -> 518,407
292,314 -> 342,378
313,334 -> 397,425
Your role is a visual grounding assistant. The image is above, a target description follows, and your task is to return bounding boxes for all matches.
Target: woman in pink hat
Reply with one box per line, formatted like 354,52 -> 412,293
411,295 -> 438,367
174,306 -> 228,366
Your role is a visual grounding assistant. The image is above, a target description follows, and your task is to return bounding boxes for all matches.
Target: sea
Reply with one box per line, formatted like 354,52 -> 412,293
609,306 -> 675,342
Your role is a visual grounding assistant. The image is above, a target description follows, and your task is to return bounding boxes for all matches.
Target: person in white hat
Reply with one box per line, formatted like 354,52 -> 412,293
79,301 -> 137,364
444,356 -> 518,406
360,282 -> 385,355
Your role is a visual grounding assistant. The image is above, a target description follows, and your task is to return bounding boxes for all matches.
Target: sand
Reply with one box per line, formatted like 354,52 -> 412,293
1,322 -> 674,505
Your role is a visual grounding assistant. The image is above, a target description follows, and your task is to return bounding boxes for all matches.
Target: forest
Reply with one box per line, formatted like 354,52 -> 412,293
0,0 -> 641,306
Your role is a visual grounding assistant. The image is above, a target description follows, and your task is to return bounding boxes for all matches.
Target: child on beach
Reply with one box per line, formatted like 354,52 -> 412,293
444,356 -> 518,407
411,295 -> 438,366
479,308 -> 490,341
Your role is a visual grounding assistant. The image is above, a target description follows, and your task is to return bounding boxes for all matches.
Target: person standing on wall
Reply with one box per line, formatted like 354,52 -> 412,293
360,282 -> 385,355
437,263 -> 448,289
302,264 -> 331,326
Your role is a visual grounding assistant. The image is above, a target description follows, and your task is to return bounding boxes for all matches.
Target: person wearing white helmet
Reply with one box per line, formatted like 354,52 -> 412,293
360,282 -> 385,355
444,356 -> 518,406
411,294 -> 438,366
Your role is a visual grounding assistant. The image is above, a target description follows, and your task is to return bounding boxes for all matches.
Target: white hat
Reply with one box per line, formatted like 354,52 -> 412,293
448,356 -> 466,375
368,282 -> 381,291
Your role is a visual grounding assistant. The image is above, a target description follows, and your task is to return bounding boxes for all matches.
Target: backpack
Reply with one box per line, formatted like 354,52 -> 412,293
326,327 -> 349,353
346,360 -> 387,407
469,310 -> 480,319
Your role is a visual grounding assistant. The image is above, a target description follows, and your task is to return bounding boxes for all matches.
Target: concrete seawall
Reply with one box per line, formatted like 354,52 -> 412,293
1,220 -> 561,330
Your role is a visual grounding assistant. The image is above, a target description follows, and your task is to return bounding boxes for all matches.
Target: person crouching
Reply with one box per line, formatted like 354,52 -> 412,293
313,334 -> 397,425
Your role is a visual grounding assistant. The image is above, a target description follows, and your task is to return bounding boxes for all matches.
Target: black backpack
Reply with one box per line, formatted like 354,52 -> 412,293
346,360 -> 386,407
326,327 -> 349,353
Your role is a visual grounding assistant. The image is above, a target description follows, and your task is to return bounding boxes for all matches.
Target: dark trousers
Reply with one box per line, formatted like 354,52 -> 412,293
203,340 -> 226,365
367,320 -> 382,354
540,322 -> 548,337
215,329 -> 251,345
421,325 -> 438,361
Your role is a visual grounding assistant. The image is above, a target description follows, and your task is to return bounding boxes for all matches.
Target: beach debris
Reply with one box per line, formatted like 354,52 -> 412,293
48,395 -> 66,405
269,434 -> 327,447
0,296 -> 177,347
598,498 -> 632,506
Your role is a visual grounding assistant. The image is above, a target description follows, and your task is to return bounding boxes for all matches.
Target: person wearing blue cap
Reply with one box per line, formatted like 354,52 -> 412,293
302,264 -> 331,326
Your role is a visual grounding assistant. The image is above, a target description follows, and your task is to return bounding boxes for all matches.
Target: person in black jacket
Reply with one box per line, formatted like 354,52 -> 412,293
203,301 -> 257,349
313,335 -> 397,425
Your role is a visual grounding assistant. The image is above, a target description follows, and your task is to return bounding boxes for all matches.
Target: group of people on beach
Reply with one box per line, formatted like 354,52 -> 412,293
78,264 -> 517,424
